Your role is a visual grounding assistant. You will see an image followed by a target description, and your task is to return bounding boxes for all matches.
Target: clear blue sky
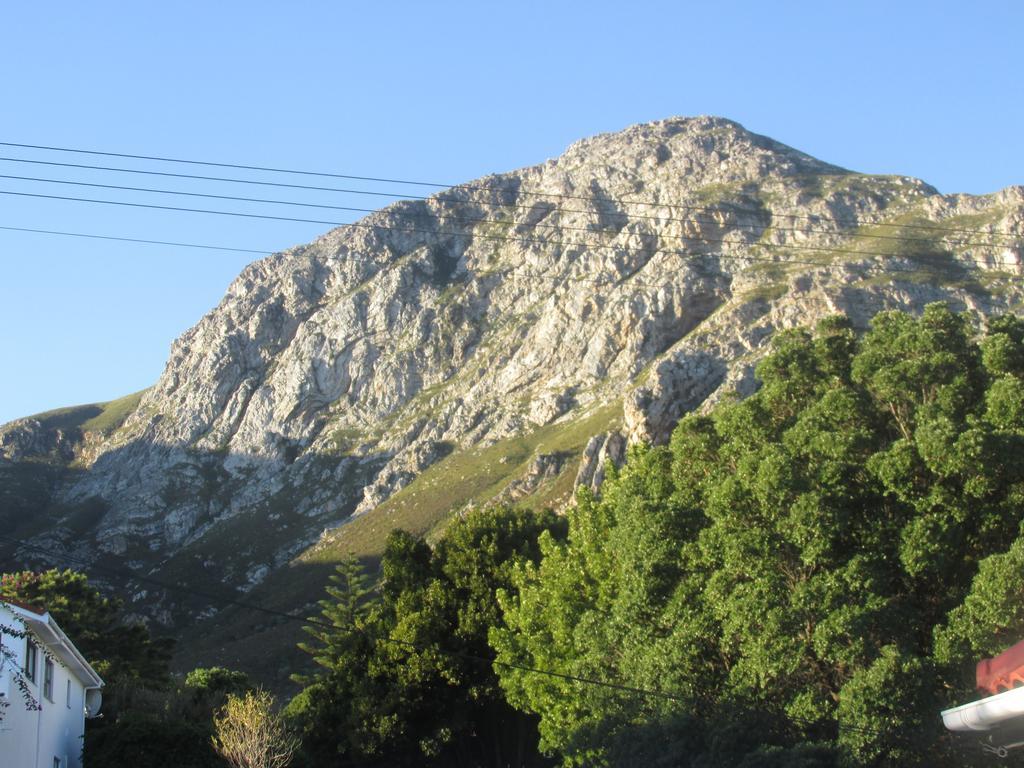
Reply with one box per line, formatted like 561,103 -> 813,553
2,1 -> 1022,424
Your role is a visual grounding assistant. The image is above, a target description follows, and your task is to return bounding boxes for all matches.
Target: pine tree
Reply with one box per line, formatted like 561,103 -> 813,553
293,555 -> 373,684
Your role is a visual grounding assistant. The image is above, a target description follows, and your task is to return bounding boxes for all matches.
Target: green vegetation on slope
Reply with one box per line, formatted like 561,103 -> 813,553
19,402 -> 103,433
15,388 -> 147,439
172,404 -> 619,689
80,389 -> 147,434
303,402 -> 621,564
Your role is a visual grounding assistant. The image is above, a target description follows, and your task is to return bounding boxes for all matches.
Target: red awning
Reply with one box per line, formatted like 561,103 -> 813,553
978,638 -> 1024,696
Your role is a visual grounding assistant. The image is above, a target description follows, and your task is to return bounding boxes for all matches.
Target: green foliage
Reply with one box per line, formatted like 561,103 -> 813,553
288,506 -> 564,767
0,569 -> 236,767
293,556 -> 374,681
493,304 -> 1024,766
0,569 -> 173,692
80,389 -> 147,435
86,666 -> 252,767
20,402 -> 103,435
185,667 -> 253,712
85,712 -> 224,768
9,390 -> 146,464
302,403 -> 620,563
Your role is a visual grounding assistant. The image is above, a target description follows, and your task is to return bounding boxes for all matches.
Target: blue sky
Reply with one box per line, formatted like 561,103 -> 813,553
1,1 -> 1022,424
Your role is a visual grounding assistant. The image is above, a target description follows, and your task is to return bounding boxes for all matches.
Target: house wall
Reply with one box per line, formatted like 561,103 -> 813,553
0,615 -> 40,768
0,607 -> 89,768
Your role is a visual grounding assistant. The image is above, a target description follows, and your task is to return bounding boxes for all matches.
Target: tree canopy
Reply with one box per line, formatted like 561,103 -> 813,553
287,505 -> 565,767
0,568 -> 240,767
9,304 -> 1022,767
492,305 -> 1024,766
0,568 -> 173,691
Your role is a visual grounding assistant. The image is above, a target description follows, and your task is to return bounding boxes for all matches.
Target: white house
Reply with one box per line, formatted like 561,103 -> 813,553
0,600 -> 103,768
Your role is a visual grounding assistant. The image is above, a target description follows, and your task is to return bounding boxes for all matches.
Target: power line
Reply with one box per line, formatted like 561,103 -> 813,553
1,141 -> 1019,240
0,225 -> 270,255
2,188 -> 1020,274
0,531 -> 913,744
0,188 -> 354,228
0,169 -> 1016,250
0,157 -> 421,199
0,532 -> 688,704
0,172 -> 395,216
0,222 -> 808,296
0,141 -> 450,188
0,222 -> 744,293
0,221 -> 780,297
3,152 -> 1015,244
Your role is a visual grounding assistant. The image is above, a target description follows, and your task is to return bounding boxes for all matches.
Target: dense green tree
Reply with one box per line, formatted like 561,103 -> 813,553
0,568 -> 173,692
293,555 -> 374,681
86,667 -> 252,767
0,567 -> 252,767
85,713 -> 224,768
493,305 -> 1024,766
288,506 -> 565,767
184,666 -> 253,716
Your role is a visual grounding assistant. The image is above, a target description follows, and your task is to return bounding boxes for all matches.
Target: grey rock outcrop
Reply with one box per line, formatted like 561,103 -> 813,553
500,452 -> 576,503
3,117 -> 1022,625
575,432 -> 628,495
1,418 -> 78,463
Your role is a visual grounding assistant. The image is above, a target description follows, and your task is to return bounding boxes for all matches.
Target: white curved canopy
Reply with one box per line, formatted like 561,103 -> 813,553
942,687 -> 1024,732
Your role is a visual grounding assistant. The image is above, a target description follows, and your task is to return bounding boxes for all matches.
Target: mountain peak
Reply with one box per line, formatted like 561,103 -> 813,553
2,119 -> 1021,672
556,115 -> 847,186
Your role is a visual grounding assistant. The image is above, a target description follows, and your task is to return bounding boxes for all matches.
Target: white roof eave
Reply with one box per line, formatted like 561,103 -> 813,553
11,609 -> 104,690
942,686 -> 1024,732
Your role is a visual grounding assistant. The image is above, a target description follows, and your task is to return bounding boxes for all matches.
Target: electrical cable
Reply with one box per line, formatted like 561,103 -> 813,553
0,221 -> 838,296
0,170 -> 1016,250
0,141 -> 450,188
0,532 -> 688,704
1,188 -> 1020,274
0,155 -> 418,199
0,530 -> 916,743
0,225 -> 269,255
1,141 -> 1019,239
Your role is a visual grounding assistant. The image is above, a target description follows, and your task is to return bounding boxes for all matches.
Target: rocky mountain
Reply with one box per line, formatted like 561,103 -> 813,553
2,116 -> 1022,677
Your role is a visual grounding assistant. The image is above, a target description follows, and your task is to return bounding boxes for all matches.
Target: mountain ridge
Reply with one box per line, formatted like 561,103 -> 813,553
2,115 -> 1021,678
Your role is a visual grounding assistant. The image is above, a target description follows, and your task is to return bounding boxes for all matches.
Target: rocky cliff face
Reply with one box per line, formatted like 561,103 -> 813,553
3,116 -> 1022,629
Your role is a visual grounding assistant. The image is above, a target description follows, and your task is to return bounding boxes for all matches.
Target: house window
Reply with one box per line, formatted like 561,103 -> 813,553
24,639 -> 37,683
43,657 -> 54,701
66,679 -> 72,708
54,758 -> 61,768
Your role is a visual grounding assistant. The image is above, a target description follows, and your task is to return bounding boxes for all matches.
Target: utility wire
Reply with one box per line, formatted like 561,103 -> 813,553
0,531 -> 913,743
0,217 -> 1016,295
0,172 -> 396,216
0,157 -> 419,199
0,532 -> 688,704
0,221 -> 833,294
0,224 -> 599,288
0,221 -> 767,297
1,141 -> 1019,240
0,141 -> 450,188
2,188 -> 1020,274
0,170 -> 1016,250
0,225 -> 269,255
